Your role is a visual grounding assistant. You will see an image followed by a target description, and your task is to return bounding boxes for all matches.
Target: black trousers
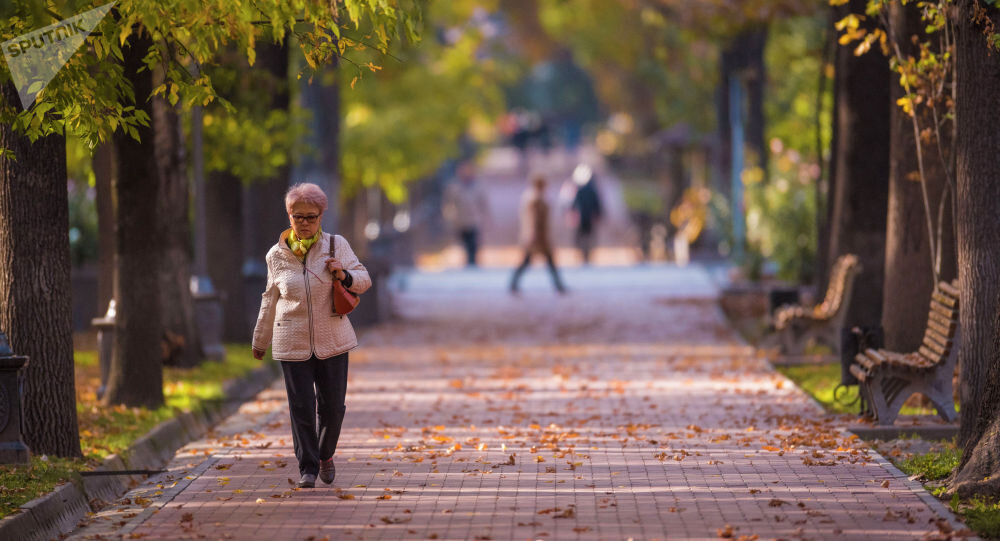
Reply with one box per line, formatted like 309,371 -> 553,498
575,227 -> 595,264
280,353 -> 349,476
510,249 -> 566,292
459,228 -> 479,266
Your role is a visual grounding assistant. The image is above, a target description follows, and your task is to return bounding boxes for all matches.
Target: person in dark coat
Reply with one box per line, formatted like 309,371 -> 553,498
570,164 -> 602,265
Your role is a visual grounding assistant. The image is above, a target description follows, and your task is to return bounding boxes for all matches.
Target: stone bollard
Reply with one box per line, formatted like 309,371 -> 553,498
91,299 -> 116,400
0,331 -> 30,464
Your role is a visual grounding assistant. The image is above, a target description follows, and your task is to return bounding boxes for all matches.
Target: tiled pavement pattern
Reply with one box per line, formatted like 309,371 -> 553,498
67,265 -> 965,540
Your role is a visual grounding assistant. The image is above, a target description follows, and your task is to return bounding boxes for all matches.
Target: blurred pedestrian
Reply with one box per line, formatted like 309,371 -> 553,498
570,164 -> 603,265
252,183 -> 372,489
510,176 -> 567,294
443,161 -> 489,267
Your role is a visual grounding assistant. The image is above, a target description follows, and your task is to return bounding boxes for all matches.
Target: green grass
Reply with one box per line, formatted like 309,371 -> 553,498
891,446 -> 1000,539
954,496 -> 1000,539
896,447 -> 961,481
775,363 -> 940,416
0,456 -> 88,518
0,344 -> 269,519
878,437 -> 1000,539
775,363 -> 861,414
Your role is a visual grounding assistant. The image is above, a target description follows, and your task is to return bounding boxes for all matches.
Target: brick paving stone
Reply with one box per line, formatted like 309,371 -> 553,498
65,265 -> 967,541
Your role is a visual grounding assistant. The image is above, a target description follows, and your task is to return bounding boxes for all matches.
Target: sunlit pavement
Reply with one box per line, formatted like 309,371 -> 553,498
67,263 -> 965,540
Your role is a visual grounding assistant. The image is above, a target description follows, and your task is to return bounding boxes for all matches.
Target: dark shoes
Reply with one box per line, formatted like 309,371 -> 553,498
320,458 -> 336,485
297,460 -> 334,488
297,473 -> 317,488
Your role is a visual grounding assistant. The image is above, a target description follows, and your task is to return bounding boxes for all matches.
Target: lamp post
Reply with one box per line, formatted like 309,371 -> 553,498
0,331 -> 30,464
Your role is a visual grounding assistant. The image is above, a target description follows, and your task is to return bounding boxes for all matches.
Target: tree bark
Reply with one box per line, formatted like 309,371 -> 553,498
826,0 -> 891,329
297,56 -> 341,236
716,27 -> 768,202
206,171 -> 246,342
104,31 -> 165,408
0,81 -> 81,457
742,28 -> 768,177
716,47 -> 733,202
881,1 -> 957,352
949,0 -> 1000,498
339,191 -> 369,258
818,8 -> 840,293
93,142 -> 116,313
245,41 -> 292,263
155,81 -> 200,368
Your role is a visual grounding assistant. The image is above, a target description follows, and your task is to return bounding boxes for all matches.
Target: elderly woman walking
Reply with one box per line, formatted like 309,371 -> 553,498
252,183 -> 371,488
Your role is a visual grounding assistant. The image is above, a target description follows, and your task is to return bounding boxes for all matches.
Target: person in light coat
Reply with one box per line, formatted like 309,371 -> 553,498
443,161 -> 490,267
252,183 -> 371,488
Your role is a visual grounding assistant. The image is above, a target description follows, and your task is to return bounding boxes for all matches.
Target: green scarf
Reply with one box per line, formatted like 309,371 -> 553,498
287,228 -> 322,261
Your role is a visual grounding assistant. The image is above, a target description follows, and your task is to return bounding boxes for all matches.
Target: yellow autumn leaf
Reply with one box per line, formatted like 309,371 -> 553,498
834,14 -> 861,32
896,96 -> 914,115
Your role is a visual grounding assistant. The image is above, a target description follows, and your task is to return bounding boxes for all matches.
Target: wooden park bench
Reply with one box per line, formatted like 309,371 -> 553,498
762,254 -> 861,356
849,280 -> 960,426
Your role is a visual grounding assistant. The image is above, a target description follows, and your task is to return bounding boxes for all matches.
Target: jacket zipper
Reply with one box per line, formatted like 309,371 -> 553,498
302,252 -> 316,357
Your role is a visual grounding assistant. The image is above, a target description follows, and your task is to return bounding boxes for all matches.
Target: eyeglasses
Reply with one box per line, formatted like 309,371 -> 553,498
291,214 -> 320,223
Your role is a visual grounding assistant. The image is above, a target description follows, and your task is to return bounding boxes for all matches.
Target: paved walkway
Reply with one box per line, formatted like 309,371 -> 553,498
68,265 -> 963,540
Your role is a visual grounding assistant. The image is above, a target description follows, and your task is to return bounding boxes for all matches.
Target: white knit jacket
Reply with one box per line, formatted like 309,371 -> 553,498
252,230 -> 372,361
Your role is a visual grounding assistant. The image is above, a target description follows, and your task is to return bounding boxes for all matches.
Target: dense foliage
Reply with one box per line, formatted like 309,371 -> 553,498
0,0 -> 422,148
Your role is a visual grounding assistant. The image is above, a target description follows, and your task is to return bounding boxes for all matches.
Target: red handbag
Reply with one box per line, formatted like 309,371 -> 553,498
329,236 -> 360,316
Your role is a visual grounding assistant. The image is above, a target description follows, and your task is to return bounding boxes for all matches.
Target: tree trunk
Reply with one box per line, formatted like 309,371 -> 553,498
93,142 -> 116,313
241,42 -> 293,343
716,47 -> 733,202
826,0 -> 891,329
881,1 -> 957,352
245,41 -> 292,262
949,0 -> 1000,498
296,56 -> 341,235
818,9 -> 840,293
206,171 -> 246,342
104,31 -> 165,408
339,191 -> 369,258
155,82 -> 200,368
742,28 -> 768,177
0,81 -> 81,457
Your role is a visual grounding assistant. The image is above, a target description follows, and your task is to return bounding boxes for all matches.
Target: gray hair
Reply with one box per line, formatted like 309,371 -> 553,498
284,183 -> 329,214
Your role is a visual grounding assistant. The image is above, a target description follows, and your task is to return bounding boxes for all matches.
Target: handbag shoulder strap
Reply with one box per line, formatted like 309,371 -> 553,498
329,233 -> 335,258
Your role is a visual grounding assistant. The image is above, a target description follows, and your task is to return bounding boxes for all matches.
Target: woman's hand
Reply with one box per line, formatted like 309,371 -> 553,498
252,346 -> 265,360
326,258 -> 346,281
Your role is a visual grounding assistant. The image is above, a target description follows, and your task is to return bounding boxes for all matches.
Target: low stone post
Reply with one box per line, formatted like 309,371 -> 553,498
0,331 -> 30,464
